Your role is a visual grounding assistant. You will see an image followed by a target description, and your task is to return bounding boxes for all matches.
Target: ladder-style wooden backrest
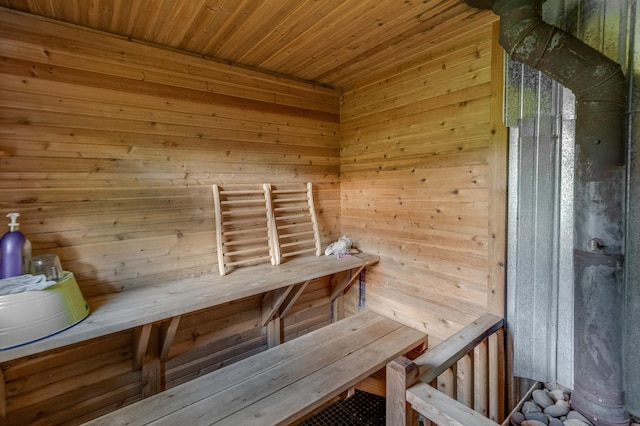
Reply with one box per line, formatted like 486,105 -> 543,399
212,184 -> 277,276
269,182 -> 322,263
212,182 -> 321,275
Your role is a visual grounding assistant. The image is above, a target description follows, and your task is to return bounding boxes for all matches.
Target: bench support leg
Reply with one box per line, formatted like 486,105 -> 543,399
386,356 -> 420,426
134,323 -> 153,370
267,314 -> 281,349
142,324 -> 162,398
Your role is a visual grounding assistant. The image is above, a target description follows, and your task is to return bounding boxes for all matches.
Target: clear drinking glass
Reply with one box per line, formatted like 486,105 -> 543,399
30,254 -> 64,281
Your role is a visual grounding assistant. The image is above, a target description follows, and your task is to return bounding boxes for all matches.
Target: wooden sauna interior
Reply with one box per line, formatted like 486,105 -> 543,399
0,1 -> 507,424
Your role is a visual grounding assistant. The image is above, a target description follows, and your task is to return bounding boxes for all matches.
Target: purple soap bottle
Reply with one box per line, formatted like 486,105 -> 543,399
1,213 -> 26,279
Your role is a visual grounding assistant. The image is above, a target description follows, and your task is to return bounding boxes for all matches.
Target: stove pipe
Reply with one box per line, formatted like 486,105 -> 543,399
465,1 -> 629,425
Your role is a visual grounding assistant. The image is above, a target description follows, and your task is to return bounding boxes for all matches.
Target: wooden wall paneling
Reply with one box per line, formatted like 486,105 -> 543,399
282,277 -> 331,315
339,16 -> 495,342
1,331 -> 141,424
340,60 -> 492,124
0,2 -> 497,90
282,304 -> 332,342
0,9 -> 341,300
0,11 -> 341,422
0,10 -> 341,114
330,10 -> 498,89
487,21 -> 508,318
0,4 -> 508,424
164,329 -> 267,390
167,297 -> 263,360
332,292 -> 345,323
281,277 -> 333,342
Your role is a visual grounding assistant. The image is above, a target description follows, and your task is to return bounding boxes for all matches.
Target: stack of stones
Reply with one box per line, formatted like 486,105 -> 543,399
509,383 -> 594,426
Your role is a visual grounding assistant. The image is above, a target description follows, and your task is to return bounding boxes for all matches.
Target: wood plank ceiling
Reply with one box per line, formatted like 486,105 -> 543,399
0,0 -> 489,88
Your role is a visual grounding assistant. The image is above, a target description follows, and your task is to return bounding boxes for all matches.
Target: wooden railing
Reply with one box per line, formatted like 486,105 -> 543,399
386,313 -> 505,426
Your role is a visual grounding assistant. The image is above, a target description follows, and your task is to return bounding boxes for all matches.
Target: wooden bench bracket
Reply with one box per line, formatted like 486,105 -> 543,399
133,323 -> 153,370
329,265 -> 364,302
160,316 -> 181,362
262,286 -> 293,327
280,280 -> 310,319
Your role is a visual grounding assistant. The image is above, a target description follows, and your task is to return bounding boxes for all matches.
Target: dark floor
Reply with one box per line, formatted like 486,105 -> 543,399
298,390 -> 386,426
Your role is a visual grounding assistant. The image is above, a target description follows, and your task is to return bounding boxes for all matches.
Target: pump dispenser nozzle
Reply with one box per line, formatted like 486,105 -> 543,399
7,213 -> 20,231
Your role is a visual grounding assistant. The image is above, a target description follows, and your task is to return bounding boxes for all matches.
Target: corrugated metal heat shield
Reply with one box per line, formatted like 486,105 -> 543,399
506,62 -> 576,388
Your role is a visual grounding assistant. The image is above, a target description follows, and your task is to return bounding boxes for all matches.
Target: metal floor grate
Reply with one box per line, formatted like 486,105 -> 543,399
298,390 -> 385,426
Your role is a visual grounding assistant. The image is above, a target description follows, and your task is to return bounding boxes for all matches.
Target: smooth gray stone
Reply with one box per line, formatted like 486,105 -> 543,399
522,421 -> 548,426
549,389 -> 567,402
510,411 -> 525,425
523,400 -> 543,414
550,419 -> 563,426
544,404 -> 570,417
533,389 -> 554,409
525,412 -> 549,424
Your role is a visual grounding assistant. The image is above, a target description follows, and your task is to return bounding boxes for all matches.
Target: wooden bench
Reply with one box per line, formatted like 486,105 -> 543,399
0,253 -> 380,364
83,309 -> 426,425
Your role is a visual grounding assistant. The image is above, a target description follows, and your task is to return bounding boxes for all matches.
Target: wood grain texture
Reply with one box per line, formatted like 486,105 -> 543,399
340,16 -> 499,343
0,5 -> 508,425
0,2 -> 495,88
0,12 -> 342,424
0,9 -> 341,299
84,310 -> 425,426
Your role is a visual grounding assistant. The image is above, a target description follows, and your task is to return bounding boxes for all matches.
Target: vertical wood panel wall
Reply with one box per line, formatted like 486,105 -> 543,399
340,15 -> 499,344
0,9 -> 341,424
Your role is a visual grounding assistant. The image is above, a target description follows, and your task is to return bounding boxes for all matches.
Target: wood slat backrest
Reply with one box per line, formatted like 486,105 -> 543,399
270,182 -> 322,262
212,182 -> 322,275
212,183 -> 276,275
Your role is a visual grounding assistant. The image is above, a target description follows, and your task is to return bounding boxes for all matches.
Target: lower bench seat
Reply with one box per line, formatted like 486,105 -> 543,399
84,309 -> 426,426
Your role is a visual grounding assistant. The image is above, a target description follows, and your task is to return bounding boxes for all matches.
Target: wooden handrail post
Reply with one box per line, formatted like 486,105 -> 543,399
386,356 -> 420,426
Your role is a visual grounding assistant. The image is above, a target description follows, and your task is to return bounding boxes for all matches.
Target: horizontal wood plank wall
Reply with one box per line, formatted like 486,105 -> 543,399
0,9 -> 340,424
0,8 -> 341,298
340,12 -> 498,344
1,330 -> 140,425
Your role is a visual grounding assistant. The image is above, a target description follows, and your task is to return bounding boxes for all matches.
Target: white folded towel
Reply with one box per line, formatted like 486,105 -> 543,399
0,274 -> 58,296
